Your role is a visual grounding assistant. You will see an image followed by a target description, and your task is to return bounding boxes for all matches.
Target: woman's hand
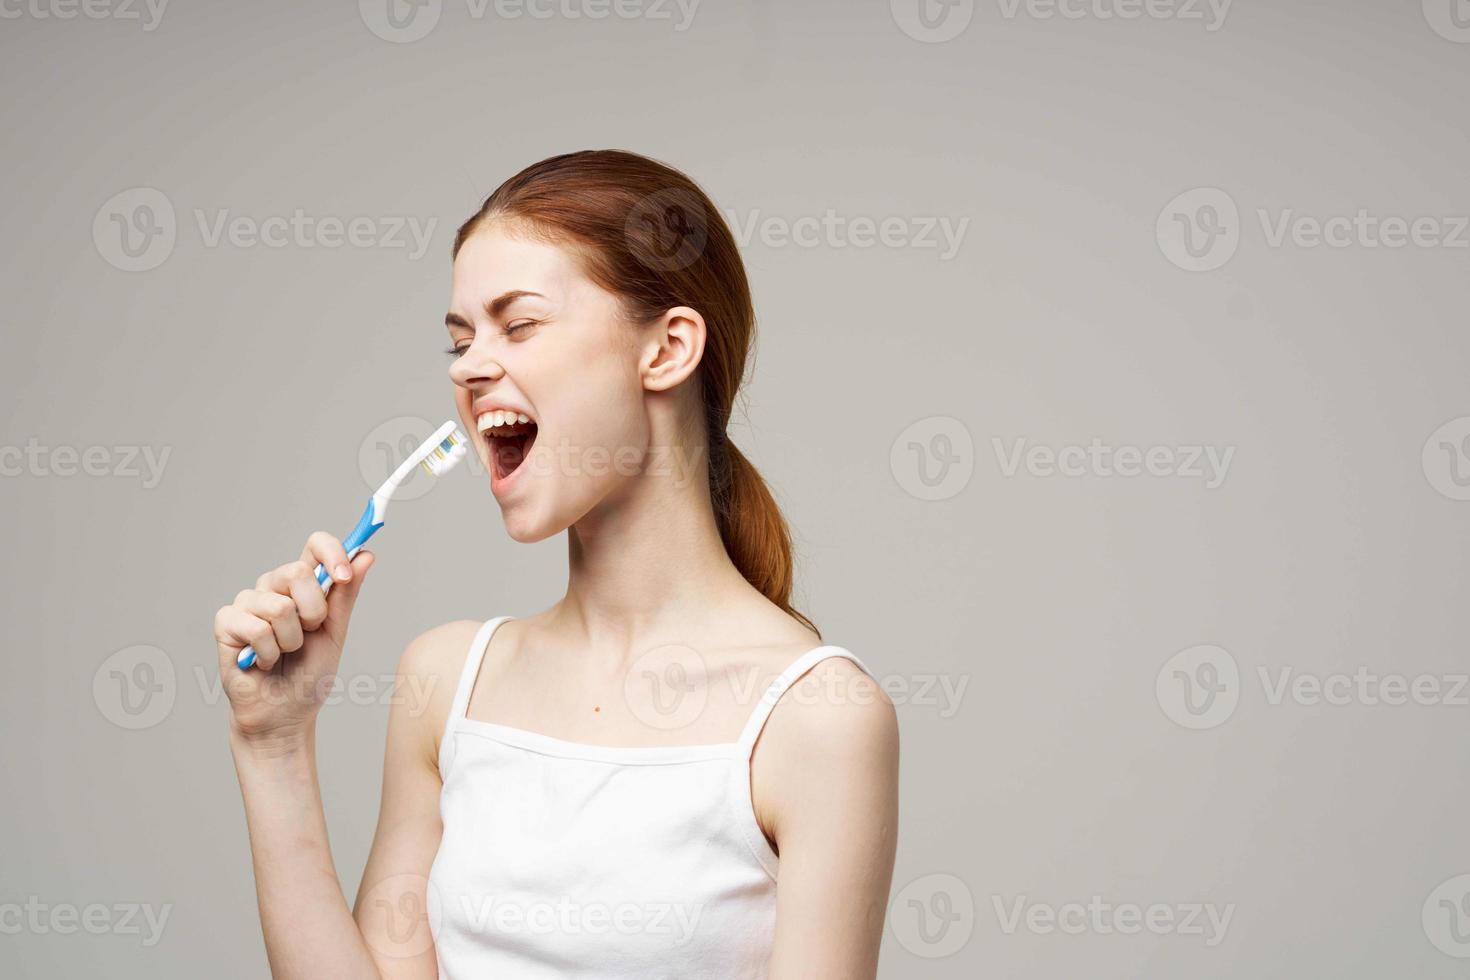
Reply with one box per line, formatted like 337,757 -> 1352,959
214,532 -> 376,747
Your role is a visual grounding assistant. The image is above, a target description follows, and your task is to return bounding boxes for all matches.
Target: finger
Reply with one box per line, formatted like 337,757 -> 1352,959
302,531 -> 353,586
287,571 -> 329,631
257,560 -> 314,595
216,604 -> 281,670
324,549 -> 375,641
236,588 -> 304,658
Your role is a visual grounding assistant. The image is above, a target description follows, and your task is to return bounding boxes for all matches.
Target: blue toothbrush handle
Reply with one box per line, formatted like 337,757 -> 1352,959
236,499 -> 384,670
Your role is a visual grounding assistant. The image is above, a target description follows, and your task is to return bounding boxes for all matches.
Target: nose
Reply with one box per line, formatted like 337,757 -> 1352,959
449,338 -> 505,389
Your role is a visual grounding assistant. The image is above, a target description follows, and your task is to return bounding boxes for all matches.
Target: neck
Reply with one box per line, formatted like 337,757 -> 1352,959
553,445 -> 750,651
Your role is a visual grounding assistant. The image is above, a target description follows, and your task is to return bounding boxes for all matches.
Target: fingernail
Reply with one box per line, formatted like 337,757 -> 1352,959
335,564 -> 352,581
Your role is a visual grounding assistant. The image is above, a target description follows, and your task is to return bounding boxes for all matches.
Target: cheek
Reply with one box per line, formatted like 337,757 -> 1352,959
531,382 -> 646,492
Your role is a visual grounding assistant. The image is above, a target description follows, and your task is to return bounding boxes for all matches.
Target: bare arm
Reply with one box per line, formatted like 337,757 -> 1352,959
350,622 -> 478,973
216,530 -> 470,979
755,659 -> 900,979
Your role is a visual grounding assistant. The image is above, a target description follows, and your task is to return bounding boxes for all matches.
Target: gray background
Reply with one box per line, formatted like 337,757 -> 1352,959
2,0 -> 1468,976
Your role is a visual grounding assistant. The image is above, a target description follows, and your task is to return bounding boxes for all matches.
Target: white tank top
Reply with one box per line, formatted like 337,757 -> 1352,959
426,615 -> 873,979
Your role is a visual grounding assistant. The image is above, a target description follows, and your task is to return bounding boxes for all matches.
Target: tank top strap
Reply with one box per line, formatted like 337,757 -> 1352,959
439,615 -> 514,778
734,644 -> 875,759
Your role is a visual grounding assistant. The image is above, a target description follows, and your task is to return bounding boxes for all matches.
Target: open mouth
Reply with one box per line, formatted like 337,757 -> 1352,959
477,411 -> 538,482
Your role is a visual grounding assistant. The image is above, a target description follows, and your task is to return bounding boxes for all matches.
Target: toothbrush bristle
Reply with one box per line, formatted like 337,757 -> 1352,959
419,427 -> 470,476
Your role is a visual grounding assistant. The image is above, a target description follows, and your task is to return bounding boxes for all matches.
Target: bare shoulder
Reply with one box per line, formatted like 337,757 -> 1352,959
398,618 -> 484,680
393,619 -> 486,763
750,650 -> 899,847
766,655 -> 899,758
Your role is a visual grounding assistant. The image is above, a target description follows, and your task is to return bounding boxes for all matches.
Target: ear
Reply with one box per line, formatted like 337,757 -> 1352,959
640,306 -> 706,392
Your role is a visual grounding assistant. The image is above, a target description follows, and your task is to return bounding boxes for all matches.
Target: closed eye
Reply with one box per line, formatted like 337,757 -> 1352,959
444,320 -> 538,357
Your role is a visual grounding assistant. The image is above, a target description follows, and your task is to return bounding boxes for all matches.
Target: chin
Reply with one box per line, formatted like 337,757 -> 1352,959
501,506 -> 562,544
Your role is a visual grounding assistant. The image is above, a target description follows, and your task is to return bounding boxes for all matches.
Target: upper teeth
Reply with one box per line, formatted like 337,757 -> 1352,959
477,410 -> 532,433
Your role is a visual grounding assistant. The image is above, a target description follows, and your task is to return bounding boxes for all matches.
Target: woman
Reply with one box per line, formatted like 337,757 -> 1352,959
214,149 -> 899,979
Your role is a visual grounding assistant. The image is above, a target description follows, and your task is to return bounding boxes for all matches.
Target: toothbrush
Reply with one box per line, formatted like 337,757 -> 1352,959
236,420 -> 470,670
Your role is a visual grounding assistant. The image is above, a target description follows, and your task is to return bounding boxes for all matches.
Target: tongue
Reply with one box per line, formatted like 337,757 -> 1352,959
494,430 -> 534,479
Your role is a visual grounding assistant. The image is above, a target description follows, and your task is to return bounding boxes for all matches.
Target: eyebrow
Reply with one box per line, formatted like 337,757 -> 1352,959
444,290 -> 547,330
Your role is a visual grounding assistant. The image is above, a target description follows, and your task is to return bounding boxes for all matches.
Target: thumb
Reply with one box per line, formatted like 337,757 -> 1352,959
324,549 -> 376,639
